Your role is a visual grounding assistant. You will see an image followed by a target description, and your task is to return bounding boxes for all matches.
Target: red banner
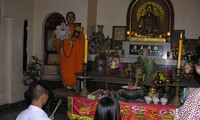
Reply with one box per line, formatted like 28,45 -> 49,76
67,96 -> 176,120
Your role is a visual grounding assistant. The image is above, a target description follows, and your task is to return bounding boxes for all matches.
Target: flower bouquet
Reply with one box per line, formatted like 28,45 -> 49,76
88,30 -> 106,55
181,61 -> 194,80
107,57 -> 122,75
88,32 -> 101,54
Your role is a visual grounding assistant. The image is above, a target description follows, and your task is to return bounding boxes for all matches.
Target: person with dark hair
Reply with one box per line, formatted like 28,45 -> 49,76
94,96 -> 121,120
174,48 -> 200,120
191,45 -> 200,84
55,11 -> 85,90
16,82 -> 54,120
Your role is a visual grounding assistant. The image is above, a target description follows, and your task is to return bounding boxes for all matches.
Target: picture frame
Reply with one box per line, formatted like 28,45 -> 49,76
112,26 -> 127,41
45,29 -> 57,52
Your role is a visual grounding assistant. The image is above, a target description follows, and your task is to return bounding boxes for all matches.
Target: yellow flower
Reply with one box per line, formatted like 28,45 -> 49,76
110,61 -> 117,69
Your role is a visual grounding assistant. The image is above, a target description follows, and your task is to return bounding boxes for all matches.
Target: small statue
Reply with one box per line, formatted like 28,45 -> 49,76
137,4 -> 161,37
96,25 -> 105,51
125,64 -> 133,76
135,56 -> 143,81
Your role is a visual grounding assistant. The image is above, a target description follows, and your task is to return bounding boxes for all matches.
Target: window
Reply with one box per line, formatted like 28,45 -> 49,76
23,20 -> 28,71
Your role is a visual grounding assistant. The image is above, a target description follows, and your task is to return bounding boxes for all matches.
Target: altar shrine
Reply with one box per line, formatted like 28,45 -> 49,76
123,0 -> 174,63
41,0 -> 200,119
83,0 -> 200,110
67,96 -> 176,120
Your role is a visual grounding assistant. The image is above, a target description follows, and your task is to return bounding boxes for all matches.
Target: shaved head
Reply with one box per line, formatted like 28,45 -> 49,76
29,83 -> 49,100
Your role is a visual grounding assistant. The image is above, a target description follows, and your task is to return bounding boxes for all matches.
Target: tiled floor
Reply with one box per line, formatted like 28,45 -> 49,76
0,105 -> 69,120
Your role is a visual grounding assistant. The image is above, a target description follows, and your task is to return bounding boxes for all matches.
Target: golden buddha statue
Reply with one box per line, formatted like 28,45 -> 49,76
137,4 -> 161,38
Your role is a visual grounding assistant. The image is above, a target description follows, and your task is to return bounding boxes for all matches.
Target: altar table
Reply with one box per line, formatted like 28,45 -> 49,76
76,72 -> 130,93
67,96 -> 176,120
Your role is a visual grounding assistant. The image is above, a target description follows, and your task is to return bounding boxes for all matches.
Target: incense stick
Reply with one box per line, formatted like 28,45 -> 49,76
50,99 -> 62,116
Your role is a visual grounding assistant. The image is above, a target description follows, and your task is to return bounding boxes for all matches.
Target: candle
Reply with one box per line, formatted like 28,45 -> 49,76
84,35 -> 88,63
127,31 -> 130,36
180,32 -> 182,39
135,33 -> 137,37
177,33 -> 183,69
167,32 -> 170,36
127,31 -> 130,40
166,32 -> 171,43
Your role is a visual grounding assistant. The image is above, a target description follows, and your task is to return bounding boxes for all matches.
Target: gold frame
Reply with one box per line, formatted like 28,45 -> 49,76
128,0 -> 172,34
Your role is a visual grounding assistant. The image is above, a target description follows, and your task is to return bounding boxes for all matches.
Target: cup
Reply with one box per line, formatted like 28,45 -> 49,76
152,97 -> 160,104
144,96 -> 152,104
160,97 -> 168,105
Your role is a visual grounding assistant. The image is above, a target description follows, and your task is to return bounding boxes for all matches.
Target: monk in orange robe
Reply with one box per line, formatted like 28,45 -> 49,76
55,11 -> 85,89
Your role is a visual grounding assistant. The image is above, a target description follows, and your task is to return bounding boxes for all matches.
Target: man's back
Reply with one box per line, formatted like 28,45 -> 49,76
16,105 -> 50,120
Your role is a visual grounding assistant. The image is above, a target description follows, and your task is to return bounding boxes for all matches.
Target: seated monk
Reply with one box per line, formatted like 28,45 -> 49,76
137,4 -> 161,37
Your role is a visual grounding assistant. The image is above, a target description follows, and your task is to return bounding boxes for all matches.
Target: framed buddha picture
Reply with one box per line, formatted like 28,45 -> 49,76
112,26 -> 127,49
112,26 -> 127,41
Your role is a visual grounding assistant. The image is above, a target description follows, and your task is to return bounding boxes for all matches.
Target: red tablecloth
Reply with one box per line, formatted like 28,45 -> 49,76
67,96 -> 176,120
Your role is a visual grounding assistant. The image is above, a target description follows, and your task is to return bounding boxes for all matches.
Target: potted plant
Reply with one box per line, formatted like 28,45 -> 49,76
22,56 -> 42,86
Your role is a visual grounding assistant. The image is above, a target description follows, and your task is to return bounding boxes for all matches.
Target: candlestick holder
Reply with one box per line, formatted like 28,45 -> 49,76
169,85 -> 182,107
80,63 -> 88,97
169,68 -> 183,107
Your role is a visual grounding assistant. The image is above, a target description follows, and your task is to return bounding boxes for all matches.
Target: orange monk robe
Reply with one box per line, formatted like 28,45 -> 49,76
55,25 -> 85,87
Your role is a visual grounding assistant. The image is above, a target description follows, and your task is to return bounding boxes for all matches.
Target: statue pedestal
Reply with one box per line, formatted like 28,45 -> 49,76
122,41 -> 171,59
130,37 -> 166,43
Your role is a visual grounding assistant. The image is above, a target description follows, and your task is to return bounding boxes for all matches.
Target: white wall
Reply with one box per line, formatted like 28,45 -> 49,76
33,0 -> 88,58
87,0 -> 97,35
0,0 -> 34,105
96,0 -> 200,39
172,0 -> 200,38
97,0 -> 131,38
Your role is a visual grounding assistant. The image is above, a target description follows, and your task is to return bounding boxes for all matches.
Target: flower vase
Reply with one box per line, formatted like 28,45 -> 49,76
109,69 -> 118,75
89,54 -> 97,61
109,68 -> 120,75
